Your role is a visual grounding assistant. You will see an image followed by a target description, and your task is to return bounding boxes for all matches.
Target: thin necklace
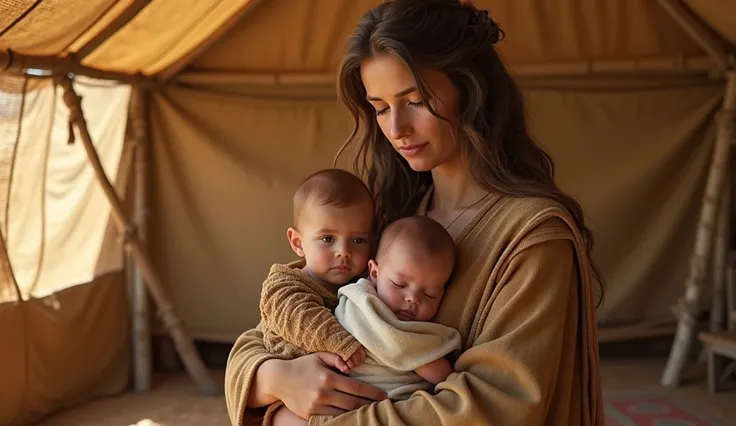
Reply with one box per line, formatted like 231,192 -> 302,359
442,192 -> 491,230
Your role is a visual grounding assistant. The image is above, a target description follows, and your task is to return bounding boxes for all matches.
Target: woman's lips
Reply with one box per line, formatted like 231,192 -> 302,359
398,143 -> 428,158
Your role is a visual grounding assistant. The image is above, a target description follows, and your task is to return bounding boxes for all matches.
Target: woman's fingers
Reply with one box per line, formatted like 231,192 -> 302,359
317,385 -> 376,412
326,370 -> 388,403
310,405 -> 347,417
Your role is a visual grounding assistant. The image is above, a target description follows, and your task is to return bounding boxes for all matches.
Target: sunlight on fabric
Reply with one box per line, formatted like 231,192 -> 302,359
1,76 -> 131,301
130,419 -> 164,426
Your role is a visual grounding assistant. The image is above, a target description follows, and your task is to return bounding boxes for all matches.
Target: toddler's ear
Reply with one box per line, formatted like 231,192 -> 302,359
287,227 -> 305,257
367,259 -> 379,283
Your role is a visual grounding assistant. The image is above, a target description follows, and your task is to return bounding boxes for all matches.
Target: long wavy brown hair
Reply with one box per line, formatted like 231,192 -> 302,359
335,0 -> 604,305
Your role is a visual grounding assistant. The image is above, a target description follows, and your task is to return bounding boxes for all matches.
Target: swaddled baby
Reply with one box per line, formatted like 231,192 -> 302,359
334,215 -> 462,400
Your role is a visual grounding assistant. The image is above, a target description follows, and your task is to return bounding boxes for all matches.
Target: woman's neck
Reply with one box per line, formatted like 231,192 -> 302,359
429,158 -> 488,213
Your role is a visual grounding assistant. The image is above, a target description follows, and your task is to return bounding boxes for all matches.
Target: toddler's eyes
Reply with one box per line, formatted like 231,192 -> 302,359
391,281 -> 406,288
320,236 -> 334,243
353,237 -> 367,244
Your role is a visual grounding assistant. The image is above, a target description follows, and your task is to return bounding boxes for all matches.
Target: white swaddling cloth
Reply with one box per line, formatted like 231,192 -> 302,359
334,279 -> 462,400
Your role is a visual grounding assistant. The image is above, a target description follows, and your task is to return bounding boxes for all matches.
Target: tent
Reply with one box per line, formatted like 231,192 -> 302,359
1,0 -> 735,424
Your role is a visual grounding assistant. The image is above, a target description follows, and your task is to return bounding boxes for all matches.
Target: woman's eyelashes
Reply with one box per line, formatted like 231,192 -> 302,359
375,100 -> 426,116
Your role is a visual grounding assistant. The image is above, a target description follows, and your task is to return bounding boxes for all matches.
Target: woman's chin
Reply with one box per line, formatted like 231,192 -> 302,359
404,158 -> 435,172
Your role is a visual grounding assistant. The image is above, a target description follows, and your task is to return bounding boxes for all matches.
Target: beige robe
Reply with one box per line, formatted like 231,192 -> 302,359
334,279 -> 461,400
224,189 -> 604,426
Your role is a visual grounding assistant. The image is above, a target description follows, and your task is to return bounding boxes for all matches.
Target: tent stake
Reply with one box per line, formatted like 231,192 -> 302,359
57,75 -> 220,395
661,70 -> 736,387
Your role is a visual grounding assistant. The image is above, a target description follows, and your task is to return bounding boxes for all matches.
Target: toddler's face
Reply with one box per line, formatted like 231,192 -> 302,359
289,202 -> 373,286
368,242 -> 453,322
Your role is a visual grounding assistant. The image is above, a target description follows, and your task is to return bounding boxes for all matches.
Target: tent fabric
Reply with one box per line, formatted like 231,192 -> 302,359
4,0 -> 733,76
148,76 -> 721,336
0,0 -> 255,76
0,74 -> 133,425
0,0 -> 734,424
0,273 -> 131,426
1,77 -> 131,299
686,0 -> 736,47
189,0 -> 708,74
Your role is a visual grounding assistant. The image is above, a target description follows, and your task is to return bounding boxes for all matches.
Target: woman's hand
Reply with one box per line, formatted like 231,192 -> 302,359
265,352 -> 388,419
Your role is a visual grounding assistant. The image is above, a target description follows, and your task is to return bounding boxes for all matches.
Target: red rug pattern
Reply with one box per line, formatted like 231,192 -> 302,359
604,394 -> 722,425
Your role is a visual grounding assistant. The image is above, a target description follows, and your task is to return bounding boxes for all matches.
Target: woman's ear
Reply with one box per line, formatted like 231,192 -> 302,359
368,259 -> 379,282
287,227 -> 305,257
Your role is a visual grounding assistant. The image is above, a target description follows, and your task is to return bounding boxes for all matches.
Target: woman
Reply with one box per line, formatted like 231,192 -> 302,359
225,1 -> 605,425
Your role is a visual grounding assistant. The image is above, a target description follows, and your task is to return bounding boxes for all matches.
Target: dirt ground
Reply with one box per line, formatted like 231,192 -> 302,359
39,358 -> 735,426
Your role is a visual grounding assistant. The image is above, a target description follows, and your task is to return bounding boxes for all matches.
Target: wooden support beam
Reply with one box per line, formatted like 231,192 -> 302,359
129,87 -> 152,392
175,55 -> 717,86
657,0 -> 732,70
1,50 -> 158,88
662,70 -> 736,387
56,74 -> 219,395
710,178 -> 731,333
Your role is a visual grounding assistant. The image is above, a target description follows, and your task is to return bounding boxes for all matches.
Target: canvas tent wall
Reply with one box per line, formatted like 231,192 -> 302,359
1,0 -> 736,424
0,75 -> 134,424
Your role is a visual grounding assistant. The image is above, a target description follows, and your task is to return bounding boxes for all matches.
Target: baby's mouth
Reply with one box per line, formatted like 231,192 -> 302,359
396,309 -> 415,320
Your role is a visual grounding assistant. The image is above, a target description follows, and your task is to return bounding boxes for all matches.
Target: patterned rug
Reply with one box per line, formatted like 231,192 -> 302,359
604,393 -> 722,425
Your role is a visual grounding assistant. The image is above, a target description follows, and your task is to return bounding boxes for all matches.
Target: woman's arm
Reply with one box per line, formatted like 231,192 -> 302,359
308,238 -> 583,426
225,325 -> 388,426
224,324 -> 281,425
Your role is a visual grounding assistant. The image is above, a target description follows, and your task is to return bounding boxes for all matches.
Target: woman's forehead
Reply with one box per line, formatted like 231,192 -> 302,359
360,54 -> 417,99
360,54 -> 455,101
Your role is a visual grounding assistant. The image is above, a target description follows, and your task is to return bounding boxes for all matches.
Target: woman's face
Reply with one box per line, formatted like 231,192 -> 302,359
360,54 -> 461,172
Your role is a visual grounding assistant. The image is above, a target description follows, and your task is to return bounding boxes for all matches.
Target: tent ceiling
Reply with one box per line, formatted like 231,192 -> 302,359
0,0 -> 255,76
190,0 -> 710,74
0,1 -> 734,77
685,0 -> 736,47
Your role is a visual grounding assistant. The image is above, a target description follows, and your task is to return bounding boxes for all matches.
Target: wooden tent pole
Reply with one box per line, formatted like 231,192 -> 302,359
56,75 -> 220,395
657,0 -> 731,70
1,50 -> 157,88
174,55 -> 716,86
710,174 -> 731,333
661,70 -> 736,387
129,87 -> 152,392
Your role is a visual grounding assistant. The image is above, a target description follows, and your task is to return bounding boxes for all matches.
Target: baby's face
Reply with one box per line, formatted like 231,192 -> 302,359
368,243 -> 453,322
290,202 -> 373,286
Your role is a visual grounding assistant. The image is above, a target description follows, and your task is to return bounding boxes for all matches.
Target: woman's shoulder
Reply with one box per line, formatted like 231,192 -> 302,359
469,194 -> 579,251
484,194 -> 573,227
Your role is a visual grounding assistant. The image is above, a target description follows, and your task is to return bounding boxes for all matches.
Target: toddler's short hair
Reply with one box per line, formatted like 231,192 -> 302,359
293,168 -> 373,228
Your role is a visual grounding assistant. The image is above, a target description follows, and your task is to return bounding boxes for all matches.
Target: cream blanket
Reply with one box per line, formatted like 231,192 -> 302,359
334,279 -> 462,400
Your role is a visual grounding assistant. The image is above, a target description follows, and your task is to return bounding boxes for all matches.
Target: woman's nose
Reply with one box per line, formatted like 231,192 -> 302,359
389,110 -> 412,140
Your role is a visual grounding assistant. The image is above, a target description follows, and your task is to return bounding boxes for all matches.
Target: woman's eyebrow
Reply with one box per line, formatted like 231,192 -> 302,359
366,85 -> 417,101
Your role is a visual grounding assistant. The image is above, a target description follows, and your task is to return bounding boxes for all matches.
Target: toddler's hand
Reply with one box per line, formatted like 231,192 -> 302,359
346,345 -> 366,371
